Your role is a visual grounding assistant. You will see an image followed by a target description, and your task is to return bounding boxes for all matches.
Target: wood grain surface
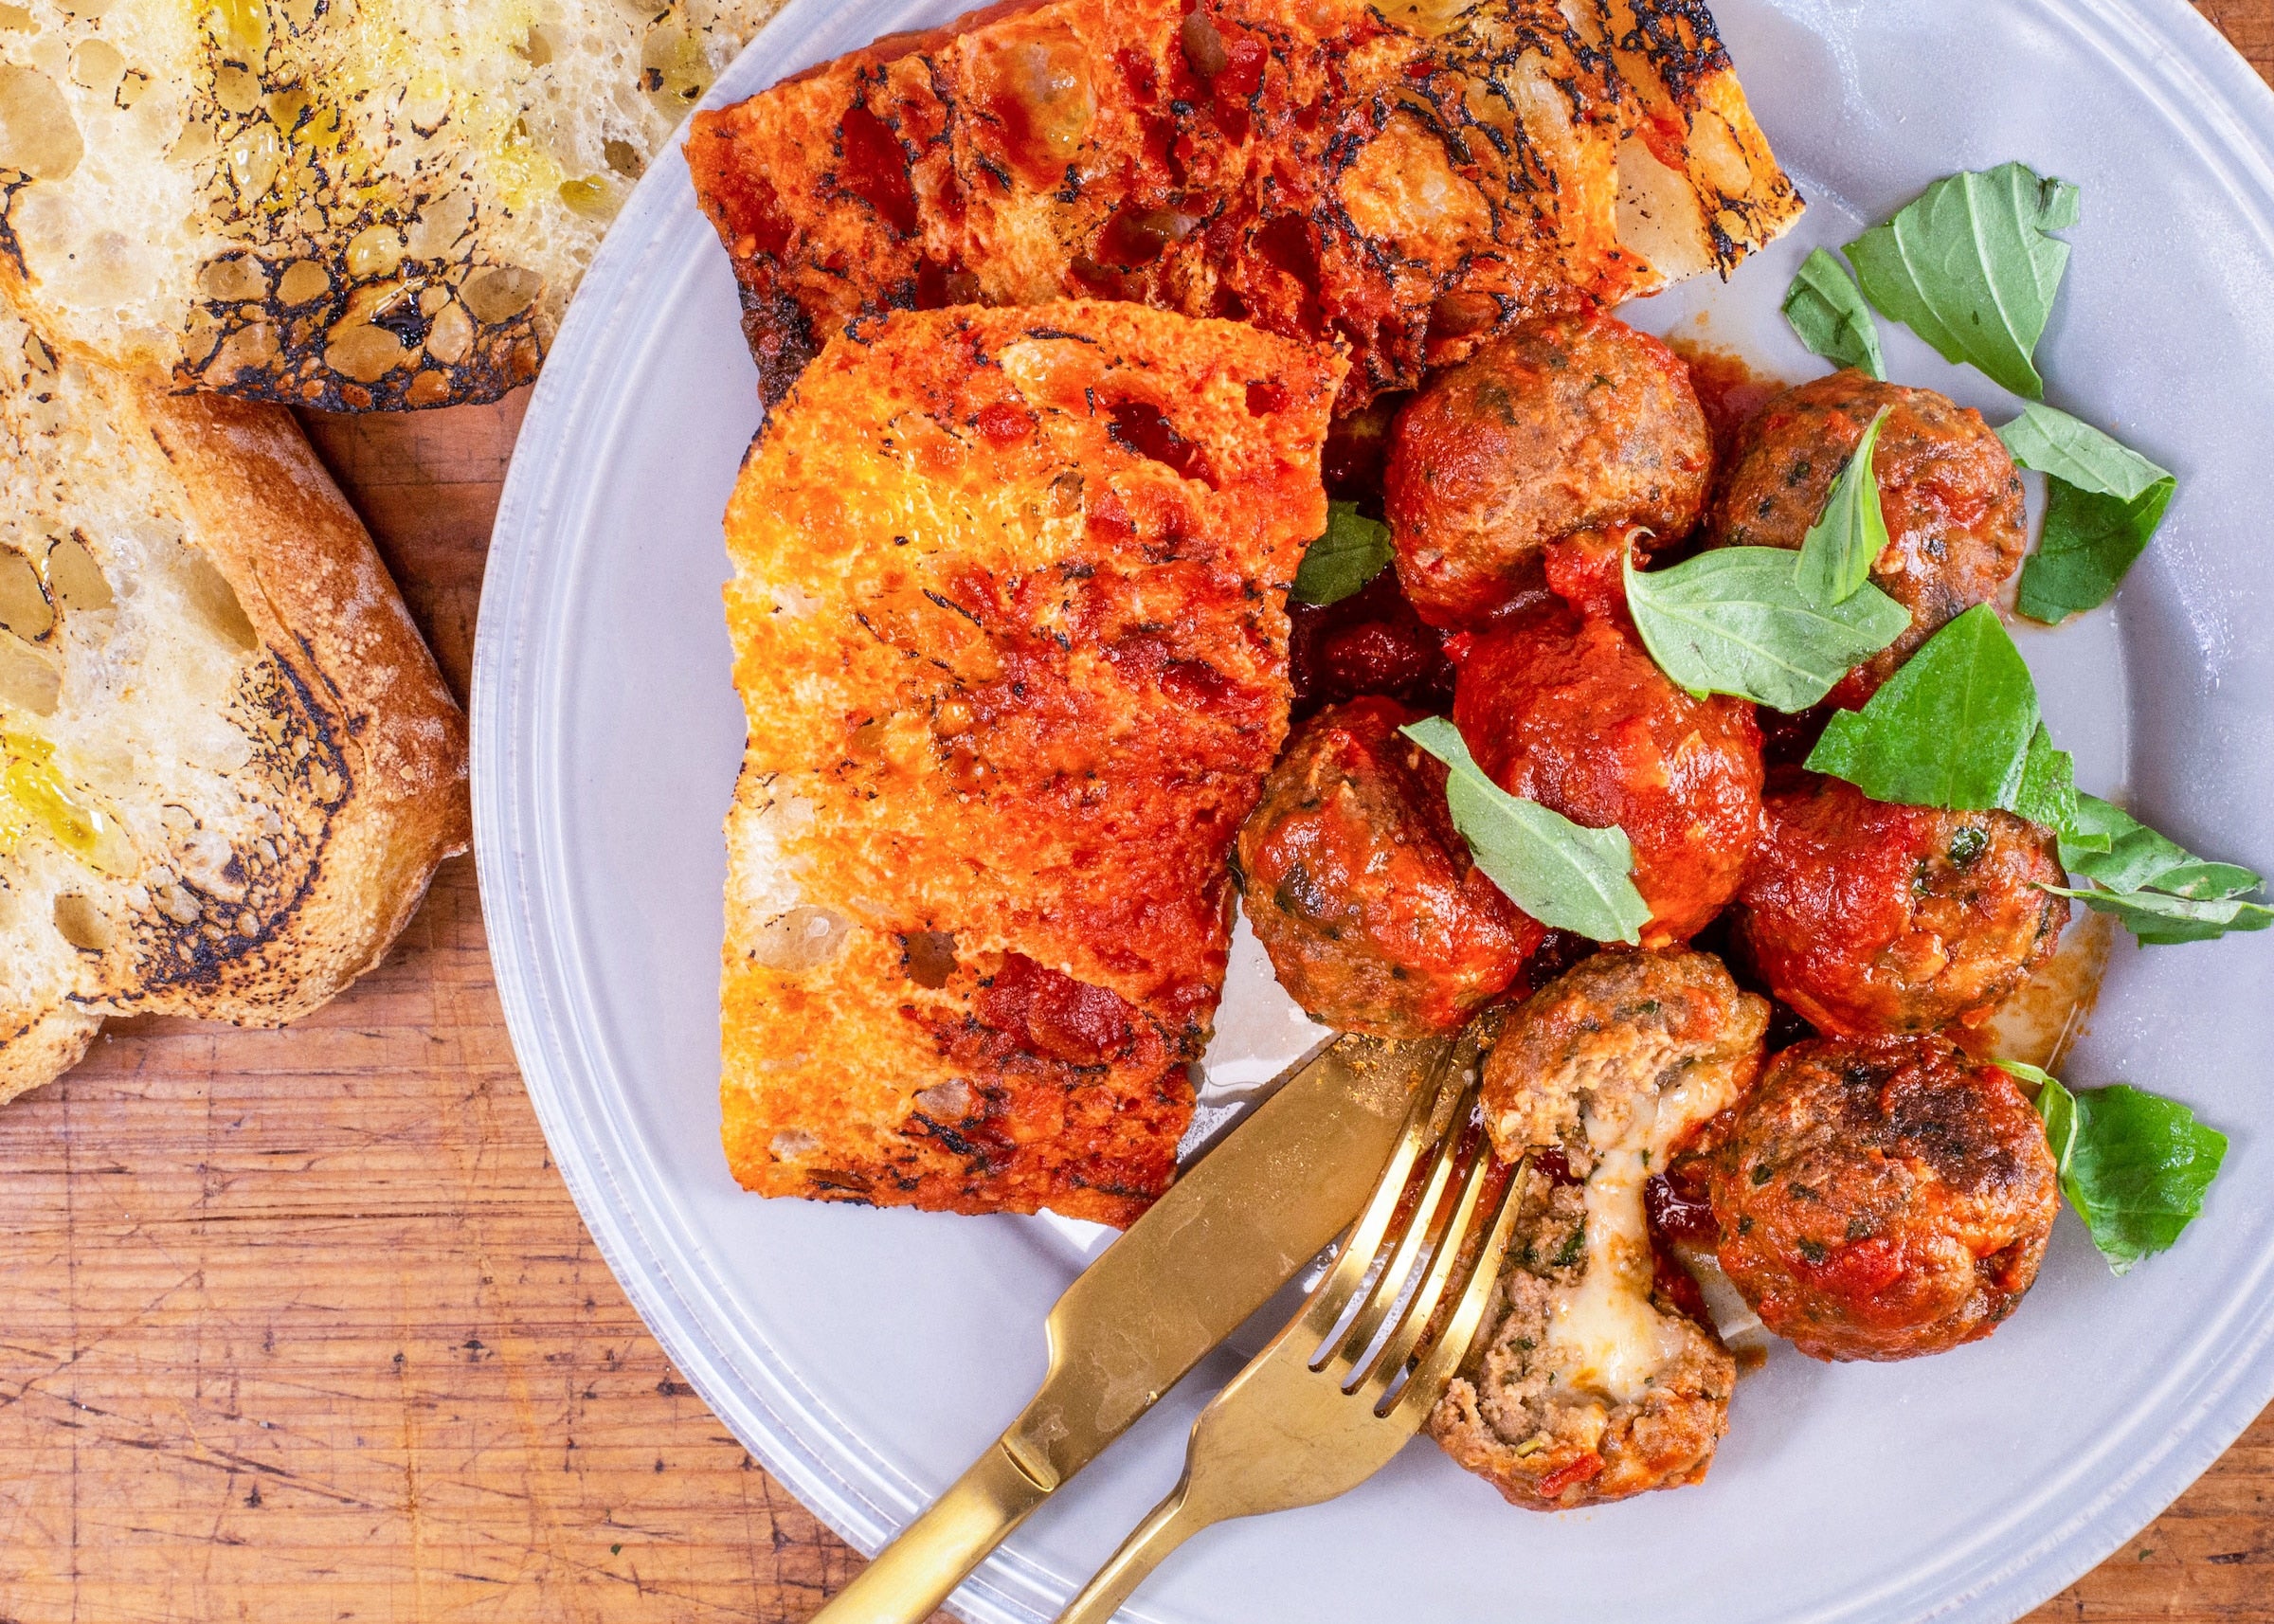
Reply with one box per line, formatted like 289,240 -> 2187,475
0,9 -> 2268,1619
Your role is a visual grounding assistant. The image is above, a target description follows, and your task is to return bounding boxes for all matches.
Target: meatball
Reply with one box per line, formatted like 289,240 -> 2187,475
1711,371 -> 2027,705
1429,950 -> 1769,1509
1386,311 -> 1713,627
1236,697 -> 1541,1038
1730,772 -> 2070,1037
1707,1035 -> 2060,1362
1453,599 -> 1763,947
1287,567 -> 1454,721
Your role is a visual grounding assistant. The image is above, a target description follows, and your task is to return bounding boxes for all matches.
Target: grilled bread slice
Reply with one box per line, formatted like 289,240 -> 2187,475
687,0 -> 1802,407
721,299 -> 1343,1224
0,0 -> 783,409
0,295 -> 467,1101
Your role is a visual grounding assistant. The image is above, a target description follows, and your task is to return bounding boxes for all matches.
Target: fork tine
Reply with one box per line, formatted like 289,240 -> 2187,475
1384,1150 -> 1527,1426
1317,1092 -> 1468,1378
1353,1130 -> 1508,1405
1290,1046 -> 1467,1350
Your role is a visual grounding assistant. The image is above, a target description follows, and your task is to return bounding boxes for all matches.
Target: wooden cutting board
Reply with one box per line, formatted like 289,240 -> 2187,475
0,9 -> 2267,1618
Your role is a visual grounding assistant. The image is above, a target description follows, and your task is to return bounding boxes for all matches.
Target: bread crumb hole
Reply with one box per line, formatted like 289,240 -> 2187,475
179,550 -> 259,652
912,1080 -> 970,1120
769,1128 -> 819,1160
898,929 -> 958,988
0,551 -> 53,641
749,905 -> 850,972
0,65 -> 82,180
0,637 -> 58,715
52,893 -> 110,951
44,533 -> 110,611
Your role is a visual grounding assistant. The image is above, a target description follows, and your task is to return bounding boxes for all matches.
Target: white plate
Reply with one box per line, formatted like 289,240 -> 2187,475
473,4 -> 2274,1620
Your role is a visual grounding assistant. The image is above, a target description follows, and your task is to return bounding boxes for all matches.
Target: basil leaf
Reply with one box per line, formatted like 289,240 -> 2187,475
2012,724 -> 2078,833
2029,1072 -> 2228,1274
1993,1057 -> 2057,1092
2043,884 -> 2274,946
1400,716 -> 1651,946
2060,794 -> 2264,900
1997,404 -> 2178,622
1806,604 -> 2041,810
1796,406 -> 1892,608
2016,478 -> 2176,622
1290,501 -> 1393,606
1846,163 -> 2079,400
1997,404 -> 2171,502
1623,546 -> 1906,713
2048,794 -> 2271,944
1782,248 -> 1887,379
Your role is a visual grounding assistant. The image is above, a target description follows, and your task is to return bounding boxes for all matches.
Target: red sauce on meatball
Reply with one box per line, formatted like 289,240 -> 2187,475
1731,772 -> 2071,1038
1707,1035 -> 2060,1362
1237,697 -> 1542,1038
1385,310 -> 1713,627
1287,568 -> 1456,720
1452,594 -> 1762,947
1711,371 -> 2028,707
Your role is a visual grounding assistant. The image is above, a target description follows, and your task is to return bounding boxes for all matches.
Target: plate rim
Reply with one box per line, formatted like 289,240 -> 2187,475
471,3 -> 2274,1620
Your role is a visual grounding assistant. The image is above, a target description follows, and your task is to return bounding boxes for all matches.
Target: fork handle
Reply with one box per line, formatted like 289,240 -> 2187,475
809,1440 -> 1050,1624
1054,1479 -> 1219,1624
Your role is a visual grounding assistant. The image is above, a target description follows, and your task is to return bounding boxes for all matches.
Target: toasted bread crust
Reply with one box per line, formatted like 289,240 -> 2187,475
688,0 -> 1801,407
135,392 -> 471,1016
0,0 -> 785,410
721,299 -> 1342,1222
0,317 -> 468,1104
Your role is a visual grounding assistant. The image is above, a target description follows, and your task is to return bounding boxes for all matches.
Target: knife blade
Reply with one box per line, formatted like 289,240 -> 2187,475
805,1032 -> 1445,1624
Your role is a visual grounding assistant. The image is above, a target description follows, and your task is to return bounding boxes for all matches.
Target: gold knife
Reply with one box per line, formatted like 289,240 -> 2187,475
806,1033 -> 1445,1624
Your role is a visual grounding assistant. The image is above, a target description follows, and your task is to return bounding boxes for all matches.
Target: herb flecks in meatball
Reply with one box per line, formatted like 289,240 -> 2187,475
1731,772 -> 2070,1038
1386,311 -> 1712,628
1453,598 -> 1764,947
1711,370 -> 2027,706
1708,1035 -> 2060,1362
1236,697 -> 1541,1038
1428,950 -> 1768,1510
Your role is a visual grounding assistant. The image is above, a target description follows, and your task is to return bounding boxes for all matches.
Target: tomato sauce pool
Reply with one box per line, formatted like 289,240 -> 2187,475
1670,340 -> 1787,464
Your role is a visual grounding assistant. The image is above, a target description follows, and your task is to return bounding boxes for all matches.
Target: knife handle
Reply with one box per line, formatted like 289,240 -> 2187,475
807,1438 -> 1051,1624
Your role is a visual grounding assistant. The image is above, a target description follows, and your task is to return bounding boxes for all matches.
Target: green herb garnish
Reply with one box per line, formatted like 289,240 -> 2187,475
2045,794 -> 2271,945
1845,163 -> 2079,400
1623,546 -> 1906,713
1400,716 -> 1650,946
1999,404 -> 2176,622
1781,247 -> 1887,379
1805,604 -> 2052,811
1999,1059 -> 2229,1274
1805,611 -> 2265,944
1796,406 -> 1893,608
1290,501 -> 1394,606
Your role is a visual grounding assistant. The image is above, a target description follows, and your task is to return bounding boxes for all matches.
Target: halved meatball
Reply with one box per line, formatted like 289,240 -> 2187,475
1707,1035 -> 2060,1362
1711,371 -> 2027,706
1427,950 -> 1768,1510
1730,772 -> 2070,1038
1386,311 -> 1712,627
1236,697 -> 1541,1038
1453,599 -> 1763,947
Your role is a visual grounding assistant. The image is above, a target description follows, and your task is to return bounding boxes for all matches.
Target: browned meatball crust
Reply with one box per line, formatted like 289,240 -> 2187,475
1428,950 -> 1767,1509
1236,698 -> 1541,1038
1708,1036 -> 2060,1362
1711,371 -> 2028,705
1730,772 -> 2070,1038
1386,311 -> 1713,627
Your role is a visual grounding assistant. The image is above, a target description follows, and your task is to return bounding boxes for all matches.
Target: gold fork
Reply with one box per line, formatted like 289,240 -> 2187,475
1054,1050 -> 1525,1624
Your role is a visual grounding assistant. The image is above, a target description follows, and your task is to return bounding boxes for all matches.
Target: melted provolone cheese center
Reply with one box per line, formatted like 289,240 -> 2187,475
1542,1086 -> 1707,1405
